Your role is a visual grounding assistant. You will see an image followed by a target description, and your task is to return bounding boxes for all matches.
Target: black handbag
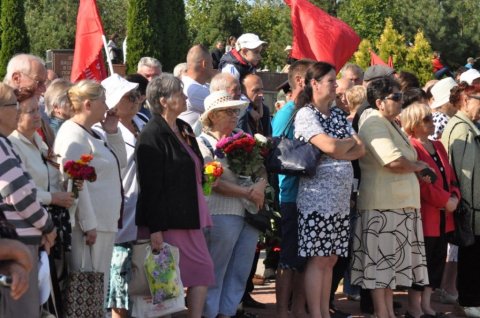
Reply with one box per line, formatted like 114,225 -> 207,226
266,109 -> 322,177
244,207 -> 272,233
449,199 -> 475,247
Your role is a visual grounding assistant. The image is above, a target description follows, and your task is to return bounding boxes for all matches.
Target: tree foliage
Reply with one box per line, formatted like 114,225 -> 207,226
97,0 -> 128,42
354,39 -> 372,70
0,0 -> 29,78
404,30 -> 433,85
185,0 -> 242,47
376,18 -> 407,69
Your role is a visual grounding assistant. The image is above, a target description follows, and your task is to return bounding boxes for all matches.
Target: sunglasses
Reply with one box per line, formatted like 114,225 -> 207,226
1,101 -> 20,110
124,91 -> 141,103
384,92 -> 403,102
218,108 -> 241,116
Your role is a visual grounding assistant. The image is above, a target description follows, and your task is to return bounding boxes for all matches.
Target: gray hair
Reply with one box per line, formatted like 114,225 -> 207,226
44,78 -> 73,116
3,54 -> 45,85
137,57 -> 162,72
210,73 -> 238,93
173,62 -> 187,78
146,73 -> 183,114
340,63 -> 364,78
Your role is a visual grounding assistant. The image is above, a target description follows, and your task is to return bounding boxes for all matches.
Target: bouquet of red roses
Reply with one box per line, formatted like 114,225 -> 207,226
215,132 -> 270,178
64,154 -> 97,198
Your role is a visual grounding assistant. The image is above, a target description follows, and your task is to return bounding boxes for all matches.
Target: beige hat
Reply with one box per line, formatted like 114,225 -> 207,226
101,73 -> 139,109
200,90 -> 248,125
430,77 -> 458,109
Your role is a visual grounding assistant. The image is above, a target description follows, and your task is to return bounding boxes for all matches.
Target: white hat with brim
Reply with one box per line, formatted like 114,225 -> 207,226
200,90 -> 249,125
430,77 -> 458,109
236,33 -> 267,50
284,45 -> 292,52
101,73 -> 139,109
459,69 -> 480,85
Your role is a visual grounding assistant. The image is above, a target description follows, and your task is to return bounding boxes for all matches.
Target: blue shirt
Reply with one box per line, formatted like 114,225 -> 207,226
271,101 -> 299,203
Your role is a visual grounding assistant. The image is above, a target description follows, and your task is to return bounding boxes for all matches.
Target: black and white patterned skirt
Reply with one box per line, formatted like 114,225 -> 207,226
298,211 -> 350,258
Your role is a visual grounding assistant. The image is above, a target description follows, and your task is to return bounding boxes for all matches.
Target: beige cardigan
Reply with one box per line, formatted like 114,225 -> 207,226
441,111 -> 480,234
357,110 -> 420,210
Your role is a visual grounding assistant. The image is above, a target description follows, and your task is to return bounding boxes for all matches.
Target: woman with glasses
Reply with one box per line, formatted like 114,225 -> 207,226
293,62 -> 364,318
351,78 -> 431,318
196,90 -> 266,318
441,81 -> 480,318
135,73 -> 215,318
401,103 -> 460,318
54,79 -> 126,310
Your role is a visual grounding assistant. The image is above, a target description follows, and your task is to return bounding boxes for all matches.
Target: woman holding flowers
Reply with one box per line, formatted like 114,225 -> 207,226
54,80 -> 126,305
135,73 -> 214,318
197,90 -> 267,318
294,62 -> 365,318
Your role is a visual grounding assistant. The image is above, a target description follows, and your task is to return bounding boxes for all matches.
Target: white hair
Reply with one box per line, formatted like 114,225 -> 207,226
3,54 -> 45,85
210,73 -> 238,93
137,56 -> 162,72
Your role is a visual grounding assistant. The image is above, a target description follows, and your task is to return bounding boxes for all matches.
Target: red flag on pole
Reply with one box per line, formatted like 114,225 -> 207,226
285,0 -> 361,72
370,49 -> 388,66
70,0 -> 107,82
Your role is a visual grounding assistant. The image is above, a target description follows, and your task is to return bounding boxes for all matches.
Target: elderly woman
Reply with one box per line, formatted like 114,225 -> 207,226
441,82 -> 480,318
135,73 -> 214,318
292,62 -> 364,318
196,90 -> 266,318
351,78 -> 430,318
0,83 -> 56,317
44,78 -> 73,135
54,80 -> 126,304
401,102 -> 460,318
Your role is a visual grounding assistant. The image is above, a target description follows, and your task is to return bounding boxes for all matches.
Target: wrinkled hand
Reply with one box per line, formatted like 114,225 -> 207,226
446,196 -> 459,213
51,191 -> 75,208
74,179 -> 84,192
0,262 -> 30,300
150,231 -> 163,253
84,229 -> 97,245
101,108 -> 119,134
41,230 -> 57,255
248,178 -> 267,208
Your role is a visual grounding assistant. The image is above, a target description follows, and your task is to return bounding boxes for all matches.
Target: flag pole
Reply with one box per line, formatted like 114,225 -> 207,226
102,35 -> 115,75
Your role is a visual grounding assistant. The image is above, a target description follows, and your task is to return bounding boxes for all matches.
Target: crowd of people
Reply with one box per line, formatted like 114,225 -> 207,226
1,30 -> 480,318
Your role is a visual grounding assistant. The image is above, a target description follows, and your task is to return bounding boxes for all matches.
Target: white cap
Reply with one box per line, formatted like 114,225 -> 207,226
284,45 -> 292,52
200,90 -> 248,125
459,69 -> 480,85
430,77 -> 458,109
101,74 -> 139,109
236,33 -> 267,50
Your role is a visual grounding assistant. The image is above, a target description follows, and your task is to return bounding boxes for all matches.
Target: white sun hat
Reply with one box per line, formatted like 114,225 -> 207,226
200,90 -> 248,125
459,69 -> 480,85
430,77 -> 458,109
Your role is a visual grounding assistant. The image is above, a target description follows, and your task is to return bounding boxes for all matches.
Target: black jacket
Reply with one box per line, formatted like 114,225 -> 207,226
218,49 -> 255,81
135,114 -> 204,233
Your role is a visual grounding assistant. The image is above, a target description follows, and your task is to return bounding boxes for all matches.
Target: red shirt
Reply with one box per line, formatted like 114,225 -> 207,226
432,57 -> 445,72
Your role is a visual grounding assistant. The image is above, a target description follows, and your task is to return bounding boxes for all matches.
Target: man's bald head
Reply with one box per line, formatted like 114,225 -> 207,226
186,44 -> 213,83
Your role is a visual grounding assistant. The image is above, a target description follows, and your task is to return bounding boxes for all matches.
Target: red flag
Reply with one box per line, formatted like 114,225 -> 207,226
285,0 -> 361,72
70,0 -> 107,82
387,55 -> 394,68
370,49 -> 388,66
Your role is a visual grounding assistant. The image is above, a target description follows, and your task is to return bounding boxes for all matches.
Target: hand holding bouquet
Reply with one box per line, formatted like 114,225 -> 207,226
63,154 -> 97,198
203,161 -> 223,196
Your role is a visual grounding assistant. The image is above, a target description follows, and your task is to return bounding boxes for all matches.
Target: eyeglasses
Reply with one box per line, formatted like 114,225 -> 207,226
422,114 -> 433,122
218,108 -> 241,116
21,72 -> 46,88
468,95 -> 480,101
384,92 -> 403,102
1,101 -> 20,110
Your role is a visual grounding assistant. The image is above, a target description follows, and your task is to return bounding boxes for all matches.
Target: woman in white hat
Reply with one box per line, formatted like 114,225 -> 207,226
197,90 -> 267,318
429,77 -> 458,140
54,79 -> 127,307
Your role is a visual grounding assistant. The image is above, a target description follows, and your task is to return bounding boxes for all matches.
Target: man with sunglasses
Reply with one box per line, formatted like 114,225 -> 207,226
219,33 -> 266,82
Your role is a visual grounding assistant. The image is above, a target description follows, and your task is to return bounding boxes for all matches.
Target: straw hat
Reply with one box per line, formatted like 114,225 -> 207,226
200,90 -> 248,125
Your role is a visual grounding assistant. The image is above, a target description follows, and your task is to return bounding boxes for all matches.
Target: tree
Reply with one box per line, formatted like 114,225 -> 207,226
404,30 -> 433,85
97,0 -> 128,42
376,18 -> 407,69
337,0 -> 389,42
354,39 -> 372,70
24,0 -> 78,59
0,0 -> 29,77
185,0 -> 242,47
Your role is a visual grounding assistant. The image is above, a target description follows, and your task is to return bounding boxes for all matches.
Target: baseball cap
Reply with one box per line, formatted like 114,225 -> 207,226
101,74 -> 139,109
236,33 -> 267,50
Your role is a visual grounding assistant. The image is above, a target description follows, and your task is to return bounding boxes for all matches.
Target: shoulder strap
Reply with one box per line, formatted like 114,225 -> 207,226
280,108 -> 301,137
199,135 -> 214,158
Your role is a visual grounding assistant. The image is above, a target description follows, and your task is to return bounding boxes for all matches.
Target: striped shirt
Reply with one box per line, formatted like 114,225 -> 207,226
0,135 -> 53,244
